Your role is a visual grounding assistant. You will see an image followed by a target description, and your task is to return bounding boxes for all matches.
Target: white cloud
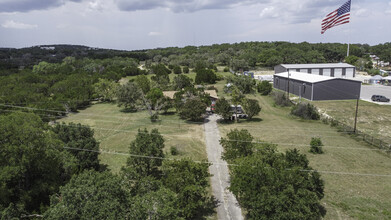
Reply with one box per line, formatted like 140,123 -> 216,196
355,8 -> 368,17
259,6 -> 279,18
386,1 -> 391,14
148,31 -> 162,36
115,0 -> 270,13
1,20 -> 37,29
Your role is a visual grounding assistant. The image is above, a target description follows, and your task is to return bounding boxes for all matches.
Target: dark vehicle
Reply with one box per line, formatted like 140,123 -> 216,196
371,95 -> 390,102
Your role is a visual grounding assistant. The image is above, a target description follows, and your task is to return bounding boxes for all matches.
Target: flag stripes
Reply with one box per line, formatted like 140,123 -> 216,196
321,0 -> 351,34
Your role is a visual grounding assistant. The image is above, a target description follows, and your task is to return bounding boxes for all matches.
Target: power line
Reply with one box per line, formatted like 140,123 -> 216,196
58,123 -> 390,153
63,146 -> 391,177
3,105 -> 389,152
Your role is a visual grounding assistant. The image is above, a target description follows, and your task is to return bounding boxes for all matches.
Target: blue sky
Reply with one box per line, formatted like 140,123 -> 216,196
0,0 -> 390,50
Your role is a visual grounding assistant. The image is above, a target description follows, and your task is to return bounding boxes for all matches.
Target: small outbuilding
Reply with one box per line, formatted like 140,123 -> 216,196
275,63 -> 356,78
273,72 -> 361,101
369,75 -> 383,84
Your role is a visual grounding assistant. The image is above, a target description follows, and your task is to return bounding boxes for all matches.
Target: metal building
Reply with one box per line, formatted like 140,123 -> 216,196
273,72 -> 361,101
274,63 -> 356,78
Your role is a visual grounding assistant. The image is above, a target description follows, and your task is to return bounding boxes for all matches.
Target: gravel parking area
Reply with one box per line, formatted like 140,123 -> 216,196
361,85 -> 391,105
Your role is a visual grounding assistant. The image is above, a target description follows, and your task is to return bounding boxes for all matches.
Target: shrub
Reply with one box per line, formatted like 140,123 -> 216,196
170,146 -> 179,155
257,81 -> 272,95
310,137 -> 324,154
179,97 -> 206,121
206,85 -> 218,93
215,98 -> 232,120
183,66 -> 189,74
173,65 -> 182,74
223,67 -> 229,72
291,103 -> 320,120
242,99 -> 261,119
272,91 -> 292,107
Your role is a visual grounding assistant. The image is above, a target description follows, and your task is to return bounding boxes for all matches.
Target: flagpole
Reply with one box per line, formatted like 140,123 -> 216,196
347,0 -> 352,57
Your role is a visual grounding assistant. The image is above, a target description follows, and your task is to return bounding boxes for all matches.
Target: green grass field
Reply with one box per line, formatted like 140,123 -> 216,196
59,103 -> 206,173
217,94 -> 391,220
313,100 -> 391,144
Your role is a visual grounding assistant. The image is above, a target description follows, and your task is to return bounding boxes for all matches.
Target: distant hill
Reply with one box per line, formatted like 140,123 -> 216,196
0,44 -> 148,69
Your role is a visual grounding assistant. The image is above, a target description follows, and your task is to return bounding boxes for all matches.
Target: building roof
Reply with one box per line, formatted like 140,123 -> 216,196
279,63 -> 355,69
162,91 -> 177,99
370,75 -> 383,80
274,71 -> 360,83
163,89 -> 218,100
205,90 -> 219,99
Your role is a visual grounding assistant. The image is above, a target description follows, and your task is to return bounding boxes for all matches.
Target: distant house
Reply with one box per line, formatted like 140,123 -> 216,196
273,71 -> 361,101
369,75 -> 383,84
275,63 -> 356,78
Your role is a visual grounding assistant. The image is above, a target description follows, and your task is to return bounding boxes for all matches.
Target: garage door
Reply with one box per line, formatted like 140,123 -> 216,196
346,68 -> 354,78
323,69 -> 331,76
300,69 -> 308,73
311,69 -> 319,75
334,68 -> 342,77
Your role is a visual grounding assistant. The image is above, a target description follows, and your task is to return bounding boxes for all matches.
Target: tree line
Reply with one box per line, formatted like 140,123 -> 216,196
0,112 -> 215,219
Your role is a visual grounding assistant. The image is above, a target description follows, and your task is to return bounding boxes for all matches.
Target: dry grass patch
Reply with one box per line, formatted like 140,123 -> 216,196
217,95 -> 391,220
59,103 -> 206,173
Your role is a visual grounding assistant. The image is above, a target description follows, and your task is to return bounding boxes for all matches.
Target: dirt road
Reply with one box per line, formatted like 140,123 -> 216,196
204,114 -> 243,220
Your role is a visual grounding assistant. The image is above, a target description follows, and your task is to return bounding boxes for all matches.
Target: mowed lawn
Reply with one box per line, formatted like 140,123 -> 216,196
59,103 -> 206,173
313,100 -> 391,144
217,94 -> 391,220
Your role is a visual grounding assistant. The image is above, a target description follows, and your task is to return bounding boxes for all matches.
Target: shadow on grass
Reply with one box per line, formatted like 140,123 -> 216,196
119,108 -> 138,113
217,117 -> 263,124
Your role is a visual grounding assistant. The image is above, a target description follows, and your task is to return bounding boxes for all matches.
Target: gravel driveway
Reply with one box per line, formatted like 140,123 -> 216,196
204,114 -> 243,220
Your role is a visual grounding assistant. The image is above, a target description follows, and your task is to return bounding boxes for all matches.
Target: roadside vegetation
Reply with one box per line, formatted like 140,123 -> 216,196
217,94 -> 391,220
1,41 -> 391,219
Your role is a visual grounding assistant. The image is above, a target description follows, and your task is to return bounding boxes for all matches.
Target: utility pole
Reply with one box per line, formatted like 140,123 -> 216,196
353,95 -> 359,133
287,69 -> 290,98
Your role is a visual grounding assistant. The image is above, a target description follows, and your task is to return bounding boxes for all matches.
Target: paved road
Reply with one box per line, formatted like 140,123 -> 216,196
361,85 -> 391,105
204,114 -> 243,220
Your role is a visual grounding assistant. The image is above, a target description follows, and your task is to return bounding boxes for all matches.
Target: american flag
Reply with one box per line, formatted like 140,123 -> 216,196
321,0 -> 351,34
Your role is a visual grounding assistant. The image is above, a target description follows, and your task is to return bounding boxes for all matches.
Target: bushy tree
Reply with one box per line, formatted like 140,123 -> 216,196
242,99 -> 261,119
162,159 -> 216,219
179,97 -> 206,121
93,78 -> 118,102
44,170 -> 130,219
291,103 -> 320,120
220,129 -> 254,161
215,98 -> 232,120
195,68 -> 217,84
116,81 -> 142,110
52,122 -> 100,172
130,187 -> 180,219
173,65 -> 182,74
122,128 -> 165,178
226,75 -> 256,94
345,55 -> 359,66
257,81 -> 272,95
0,112 -> 76,214
230,147 -> 325,219
309,137 -> 324,154
183,66 -> 190,73
150,64 -> 171,90
173,74 -> 193,90
135,75 -> 151,94
143,88 -> 170,120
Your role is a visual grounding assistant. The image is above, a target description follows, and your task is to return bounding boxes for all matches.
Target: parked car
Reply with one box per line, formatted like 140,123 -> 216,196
371,95 -> 390,102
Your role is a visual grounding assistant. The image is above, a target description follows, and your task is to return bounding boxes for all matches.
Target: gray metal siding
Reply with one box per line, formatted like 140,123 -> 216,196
313,79 -> 361,100
274,76 -> 361,101
274,65 -> 287,74
273,76 -> 313,100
